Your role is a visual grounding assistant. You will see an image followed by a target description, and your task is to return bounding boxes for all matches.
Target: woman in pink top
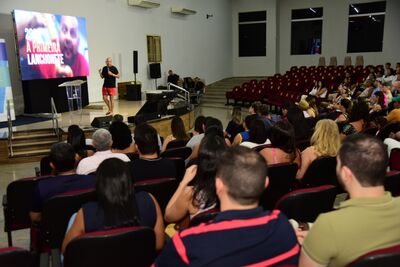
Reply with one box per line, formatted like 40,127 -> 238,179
259,121 -> 301,167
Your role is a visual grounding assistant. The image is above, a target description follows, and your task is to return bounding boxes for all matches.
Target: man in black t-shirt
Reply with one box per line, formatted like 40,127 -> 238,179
167,70 -> 180,85
99,57 -> 120,115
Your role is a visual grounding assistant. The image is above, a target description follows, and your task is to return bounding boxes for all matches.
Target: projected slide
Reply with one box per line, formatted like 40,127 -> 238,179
0,39 -> 16,122
13,10 -> 90,80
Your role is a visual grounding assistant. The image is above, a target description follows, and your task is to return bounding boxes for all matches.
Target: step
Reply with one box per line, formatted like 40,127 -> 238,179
12,132 -> 58,141
11,140 -> 57,148
12,128 -> 57,137
203,96 -> 226,101
10,148 -> 50,158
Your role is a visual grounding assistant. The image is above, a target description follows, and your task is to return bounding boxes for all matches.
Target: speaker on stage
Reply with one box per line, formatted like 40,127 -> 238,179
149,63 -> 161,79
133,51 -> 138,74
91,116 -> 112,128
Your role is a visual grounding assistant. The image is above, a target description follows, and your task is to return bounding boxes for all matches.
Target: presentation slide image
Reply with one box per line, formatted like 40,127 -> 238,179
13,9 -> 90,80
0,39 -> 15,122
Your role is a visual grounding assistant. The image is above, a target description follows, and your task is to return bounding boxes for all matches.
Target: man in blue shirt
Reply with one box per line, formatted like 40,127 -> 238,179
30,143 -> 95,222
154,146 -> 299,266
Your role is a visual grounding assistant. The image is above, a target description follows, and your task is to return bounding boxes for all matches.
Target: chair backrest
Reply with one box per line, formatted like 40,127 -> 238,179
125,152 -> 139,161
166,140 -> 188,150
355,55 -> 364,67
167,157 -> 186,182
64,226 -> 155,267
389,148 -> 400,171
329,56 -> 337,66
160,146 -> 192,160
40,189 -> 97,250
274,185 -> 337,222
134,178 -> 178,214
318,56 -> 326,67
259,163 -> 298,210
301,156 -> 339,188
347,243 -> 400,267
344,56 -> 352,66
0,247 -> 33,267
3,176 -> 51,233
385,171 -> 400,196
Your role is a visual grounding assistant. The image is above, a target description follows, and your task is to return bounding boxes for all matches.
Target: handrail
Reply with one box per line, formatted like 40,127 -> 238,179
7,100 -> 13,156
50,97 -> 60,138
167,82 -> 190,103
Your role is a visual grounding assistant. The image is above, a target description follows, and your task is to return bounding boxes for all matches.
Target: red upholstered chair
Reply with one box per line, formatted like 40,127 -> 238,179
225,86 -> 240,105
134,178 -> 178,215
346,243 -> 400,267
0,247 -> 34,267
2,175 -> 51,246
38,189 -> 97,253
389,148 -> 400,171
166,157 -> 186,182
259,163 -> 298,210
300,156 -> 341,190
274,185 -> 337,222
384,171 -> 400,197
165,139 -> 187,150
160,146 -> 192,160
64,226 -> 155,267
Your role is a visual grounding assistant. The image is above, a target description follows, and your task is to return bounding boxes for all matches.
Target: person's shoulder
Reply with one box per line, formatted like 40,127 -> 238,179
113,152 -> 130,162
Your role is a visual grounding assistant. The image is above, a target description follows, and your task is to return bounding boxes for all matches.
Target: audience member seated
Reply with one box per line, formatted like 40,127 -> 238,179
164,131 -> 227,224
67,125 -> 94,162
232,114 -> 258,146
340,101 -> 369,138
108,121 -> 135,154
76,129 -> 130,175
299,134 -> 400,267
369,91 -> 386,115
309,81 -> 327,99
248,101 -> 262,115
298,99 -> 316,118
190,117 -> 230,159
155,147 -> 299,266
297,119 -> 340,179
129,123 -> 176,182
287,105 -> 312,140
186,116 -> 208,149
384,130 -> 400,157
191,115 -> 205,137
161,116 -> 190,152
240,119 -> 270,149
225,106 -> 244,143
260,120 -> 301,166
386,96 -> 400,123
30,143 -> 95,222
357,80 -> 374,98
259,104 -> 274,131
332,98 -> 352,122
167,70 -> 180,86
62,158 -> 164,252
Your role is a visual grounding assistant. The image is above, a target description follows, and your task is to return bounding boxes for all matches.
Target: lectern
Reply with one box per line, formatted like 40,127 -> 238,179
58,80 -> 86,112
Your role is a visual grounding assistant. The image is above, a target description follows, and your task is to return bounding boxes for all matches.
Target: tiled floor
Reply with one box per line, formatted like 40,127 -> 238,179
0,101 -> 238,249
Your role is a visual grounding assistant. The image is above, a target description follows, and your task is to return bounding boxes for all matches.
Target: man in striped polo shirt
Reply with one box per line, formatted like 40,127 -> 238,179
155,146 -> 299,266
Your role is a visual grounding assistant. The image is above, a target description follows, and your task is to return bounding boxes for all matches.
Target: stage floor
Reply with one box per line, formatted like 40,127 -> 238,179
9,99 -> 147,132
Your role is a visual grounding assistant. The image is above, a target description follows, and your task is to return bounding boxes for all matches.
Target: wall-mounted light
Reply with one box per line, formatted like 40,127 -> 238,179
206,14 -> 213,19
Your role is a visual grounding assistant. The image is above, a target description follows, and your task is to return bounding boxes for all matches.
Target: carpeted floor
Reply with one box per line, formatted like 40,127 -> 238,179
0,115 -> 51,129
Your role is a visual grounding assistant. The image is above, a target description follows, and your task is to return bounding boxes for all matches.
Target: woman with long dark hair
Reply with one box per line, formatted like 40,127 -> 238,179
67,124 -> 94,161
161,116 -> 190,152
259,120 -> 301,166
62,158 -> 164,252
164,130 -> 227,223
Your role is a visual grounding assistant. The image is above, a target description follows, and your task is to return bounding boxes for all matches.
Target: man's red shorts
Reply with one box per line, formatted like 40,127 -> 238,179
102,87 -> 116,96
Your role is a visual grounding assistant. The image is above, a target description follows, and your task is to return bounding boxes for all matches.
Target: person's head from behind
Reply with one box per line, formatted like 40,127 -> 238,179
171,116 -> 188,141
67,124 -> 85,153
108,121 -> 132,150
231,106 -> 243,125
373,91 -> 385,107
244,114 -> 258,131
259,104 -> 270,117
96,158 -> 139,227
133,123 -> 158,156
204,117 -> 223,133
49,143 -> 76,173
92,129 -> 112,152
340,98 -> 352,113
168,70 -> 173,76
349,101 -> 369,122
269,120 -> 296,154
216,147 -> 268,207
337,134 -> 387,191
191,132 -> 228,208
112,114 -> 124,123
249,101 -> 261,115
287,105 -> 308,139
311,119 -> 340,157
249,119 -> 268,144
60,16 -> 79,64
194,115 -> 205,134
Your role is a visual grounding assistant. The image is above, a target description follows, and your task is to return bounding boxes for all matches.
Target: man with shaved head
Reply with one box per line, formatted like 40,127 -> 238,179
99,57 -> 120,115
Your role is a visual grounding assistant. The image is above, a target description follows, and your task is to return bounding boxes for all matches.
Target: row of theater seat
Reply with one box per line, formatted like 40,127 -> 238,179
225,64 -> 380,107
